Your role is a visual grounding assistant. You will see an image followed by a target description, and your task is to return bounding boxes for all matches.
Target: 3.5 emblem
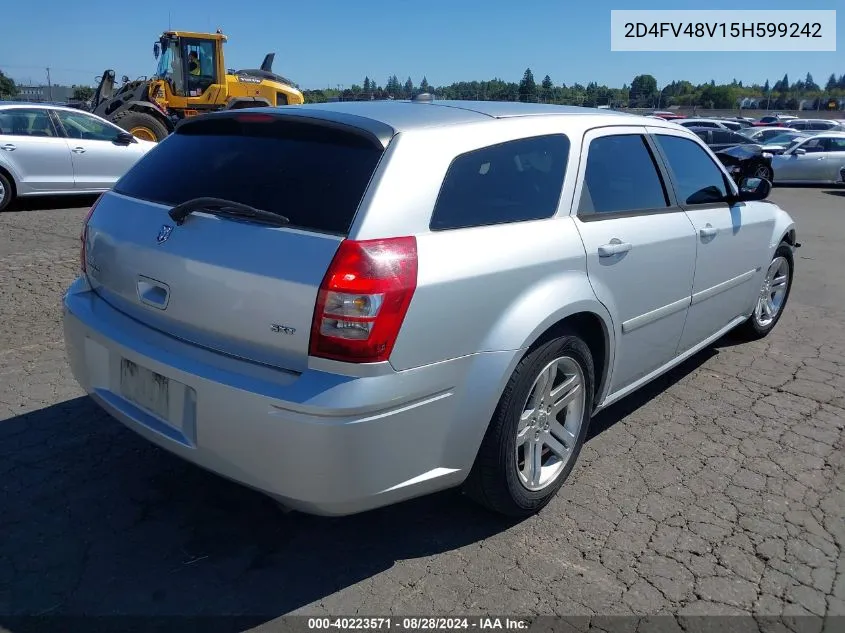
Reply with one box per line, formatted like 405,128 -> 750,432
271,324 -> 296,335
157,225 -> 174,245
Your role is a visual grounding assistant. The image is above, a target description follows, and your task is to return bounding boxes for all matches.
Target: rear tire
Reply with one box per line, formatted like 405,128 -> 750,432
112,110 -> 169,142
0,171 -> 14,213
735,243 -> 793,341
464,331 -> 594,517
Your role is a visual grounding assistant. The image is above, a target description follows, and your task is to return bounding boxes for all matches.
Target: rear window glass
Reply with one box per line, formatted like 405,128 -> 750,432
430,134 -> 569,231
113,117 -> 385,235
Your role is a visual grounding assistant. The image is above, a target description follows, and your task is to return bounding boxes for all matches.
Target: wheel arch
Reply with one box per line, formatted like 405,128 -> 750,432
123,102 -> 174,132
523,309 -> 613,408
0,163 -> 18,195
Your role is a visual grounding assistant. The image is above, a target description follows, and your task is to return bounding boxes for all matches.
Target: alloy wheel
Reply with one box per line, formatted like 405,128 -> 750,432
754,256 -> 790,327
516,356 -> 586,491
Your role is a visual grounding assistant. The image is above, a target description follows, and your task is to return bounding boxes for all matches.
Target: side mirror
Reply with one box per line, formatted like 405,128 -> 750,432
792,148 -> 806,155
114,131 -> 136,145
736,176 -> 771,201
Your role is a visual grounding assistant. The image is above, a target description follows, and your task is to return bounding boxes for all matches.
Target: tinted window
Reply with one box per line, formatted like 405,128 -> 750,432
791,122 -> 808,130
824,138 -> 845,151
721,131 -> 750,145
578,134 -> 668,214
799,138 -> 826,153
57,111 -> 120,141
655,135 -> 729,205
711,130 -> 736,144
114,116 -> 385,235
722,122 -> 741,131
430,134 -> 569,230
0,108 -> 58,137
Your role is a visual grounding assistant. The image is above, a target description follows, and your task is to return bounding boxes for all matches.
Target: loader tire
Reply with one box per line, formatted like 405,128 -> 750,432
113,111 -> 169,142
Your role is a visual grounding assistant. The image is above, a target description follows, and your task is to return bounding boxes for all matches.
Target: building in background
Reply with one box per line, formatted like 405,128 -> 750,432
11,84 -> 75,103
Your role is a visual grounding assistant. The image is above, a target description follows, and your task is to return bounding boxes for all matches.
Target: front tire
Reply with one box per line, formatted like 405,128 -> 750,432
735,243 -> 793,340
112,111 -> 170,142
0,171 -> 14,213
465,332 -> 594,517
753,163 -> 773,182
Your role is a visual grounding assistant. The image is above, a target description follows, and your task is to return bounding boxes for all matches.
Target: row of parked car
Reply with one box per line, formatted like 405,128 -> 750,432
648,112 -> 845,186
1,101 -> 843,214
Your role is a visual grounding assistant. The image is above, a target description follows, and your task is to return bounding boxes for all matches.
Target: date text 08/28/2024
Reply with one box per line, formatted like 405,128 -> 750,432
307,618 -> 530,630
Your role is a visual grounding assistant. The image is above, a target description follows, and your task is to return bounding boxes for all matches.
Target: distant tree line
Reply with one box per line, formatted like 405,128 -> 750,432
303,69 -> 845,110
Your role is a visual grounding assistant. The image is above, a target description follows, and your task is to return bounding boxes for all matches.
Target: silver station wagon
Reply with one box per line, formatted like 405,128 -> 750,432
63,99 -> 798,517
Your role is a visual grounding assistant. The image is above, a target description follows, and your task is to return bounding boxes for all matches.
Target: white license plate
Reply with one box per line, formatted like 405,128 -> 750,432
120,358 -> 170,420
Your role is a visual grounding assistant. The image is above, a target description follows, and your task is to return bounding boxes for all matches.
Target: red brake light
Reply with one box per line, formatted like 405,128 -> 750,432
234,113 -> 275,123
309,237 -> 418,363
80,195 -> 102,274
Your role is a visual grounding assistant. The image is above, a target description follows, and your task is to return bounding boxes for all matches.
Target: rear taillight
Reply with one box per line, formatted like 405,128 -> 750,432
309,237 -> 418,363
80,195 -> 102,274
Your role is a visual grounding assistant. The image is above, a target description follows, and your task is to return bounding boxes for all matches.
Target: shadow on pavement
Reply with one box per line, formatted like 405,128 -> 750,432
586,346 -> 717,441
0,397 -> 518,627
5,195 -> 100,212
822,189 -> 845,198
0,333 -> 737,627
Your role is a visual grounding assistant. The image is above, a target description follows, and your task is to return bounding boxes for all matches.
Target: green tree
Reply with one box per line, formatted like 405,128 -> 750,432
72,85 -> 94,102
804,72 -> 819,92
363,77 -> 371,93
419,76 -> 429,93
540,75 -> 553,102
0,70 -> 18,98
629,74 -> 658,107
518,68 -> 536,102
403,77 -> 414,98
825,73 -> 838,92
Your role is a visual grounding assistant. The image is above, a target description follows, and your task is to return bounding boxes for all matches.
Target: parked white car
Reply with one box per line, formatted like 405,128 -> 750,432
0,103 -> 156,212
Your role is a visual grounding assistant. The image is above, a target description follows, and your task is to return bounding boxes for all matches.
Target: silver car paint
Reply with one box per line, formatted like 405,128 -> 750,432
0,104 -> 153,197
63,101 -> 797,515
772,133 -> 845,184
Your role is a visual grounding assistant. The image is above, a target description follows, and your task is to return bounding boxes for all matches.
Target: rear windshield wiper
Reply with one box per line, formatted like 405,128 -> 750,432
168,197 -> 290,227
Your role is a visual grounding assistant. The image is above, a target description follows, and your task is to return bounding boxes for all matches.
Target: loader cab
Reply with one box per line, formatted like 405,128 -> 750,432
153,31 -> 226,101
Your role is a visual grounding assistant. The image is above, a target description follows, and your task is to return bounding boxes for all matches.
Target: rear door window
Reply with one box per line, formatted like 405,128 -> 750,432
430,134 -> 569,230
113,116 -> 386,235
0,108 -> 58,137
578,134 -> 668,215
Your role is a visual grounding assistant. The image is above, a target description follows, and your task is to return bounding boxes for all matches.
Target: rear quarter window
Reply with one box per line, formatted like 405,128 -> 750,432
113,116 -> 385,235
430,134 -> 570,231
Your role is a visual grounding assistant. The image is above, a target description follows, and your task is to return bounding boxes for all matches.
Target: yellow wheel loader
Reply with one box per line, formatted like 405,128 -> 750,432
90,30 -> 304,141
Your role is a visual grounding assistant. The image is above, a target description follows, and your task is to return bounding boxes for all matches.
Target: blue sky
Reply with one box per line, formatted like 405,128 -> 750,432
1,0 -> 841,90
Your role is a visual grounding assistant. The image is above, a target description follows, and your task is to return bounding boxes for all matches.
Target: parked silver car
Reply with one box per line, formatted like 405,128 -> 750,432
0,103 -> 155,212
771,131 -> 845,184
63,101 -> 798,517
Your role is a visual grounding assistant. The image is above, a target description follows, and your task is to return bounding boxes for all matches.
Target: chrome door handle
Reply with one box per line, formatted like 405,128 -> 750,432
72,147 -> 86,154
598,240 -> 632,257
0,144 -> 15,151
699,225 -> 718,238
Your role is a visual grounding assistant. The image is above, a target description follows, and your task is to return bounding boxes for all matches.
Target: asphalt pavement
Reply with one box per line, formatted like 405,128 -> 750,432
0,188 -> 843,629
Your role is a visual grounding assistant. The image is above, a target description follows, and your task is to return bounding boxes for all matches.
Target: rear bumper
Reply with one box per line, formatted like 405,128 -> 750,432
62,277 -> 518,516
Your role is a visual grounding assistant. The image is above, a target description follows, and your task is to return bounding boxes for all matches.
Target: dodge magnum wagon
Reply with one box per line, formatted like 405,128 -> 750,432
63,99 -> 798,517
